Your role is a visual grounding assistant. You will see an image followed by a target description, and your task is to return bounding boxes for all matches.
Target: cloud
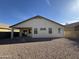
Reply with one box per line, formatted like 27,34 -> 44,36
67,0 -> 79,13
67,19 -> 79,24
61,19 -> 79,25
62,19 -> 79,25
46,0 -> 51,7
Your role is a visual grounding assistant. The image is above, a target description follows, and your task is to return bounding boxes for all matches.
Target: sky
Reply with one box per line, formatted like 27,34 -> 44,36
0,0 -> 79,25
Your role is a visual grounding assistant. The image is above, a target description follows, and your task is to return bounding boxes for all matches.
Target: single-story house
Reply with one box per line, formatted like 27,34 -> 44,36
65,22 -> 79,39
0,24 -> 11,32
0,24 -> 19,39
0,24 -> 19,32
10,16 -> 64,39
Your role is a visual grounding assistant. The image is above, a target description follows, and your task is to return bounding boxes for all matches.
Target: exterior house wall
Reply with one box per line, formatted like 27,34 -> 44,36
75,31 -> 79,38
64,30 -> 77,38
75,26 -> 79,38
13,17 -> 64,38
65,27 -> 79,39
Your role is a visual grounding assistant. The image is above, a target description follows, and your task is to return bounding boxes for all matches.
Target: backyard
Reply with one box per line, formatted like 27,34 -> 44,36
0,38 -> 79,59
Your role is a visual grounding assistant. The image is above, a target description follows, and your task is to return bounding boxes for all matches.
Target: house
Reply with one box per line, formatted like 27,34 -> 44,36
0,24 -> 19,39
0,24 -> 19,32
65,22 -> 79,39
10,16 -> 64,39
0,24 -> 11,32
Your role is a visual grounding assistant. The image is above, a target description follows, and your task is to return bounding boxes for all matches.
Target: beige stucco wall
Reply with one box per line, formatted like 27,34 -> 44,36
75,31 -> 79,38
64,27 -> 79,38
64,31 -> 79,38
13,17 -> 64,38
64,30 -> 76,38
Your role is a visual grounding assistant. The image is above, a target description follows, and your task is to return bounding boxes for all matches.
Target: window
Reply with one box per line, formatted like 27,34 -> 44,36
48,28 -> 52,34
34,28 -> 38,34
40,28 -> 46,30
58,28 -> 61,33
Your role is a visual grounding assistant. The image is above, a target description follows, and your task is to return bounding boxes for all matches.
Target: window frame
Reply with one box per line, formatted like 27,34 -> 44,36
34,28 -> 38,34
40,28 -> 46,30
48,28 -> 52,34
58,28 -> 61,33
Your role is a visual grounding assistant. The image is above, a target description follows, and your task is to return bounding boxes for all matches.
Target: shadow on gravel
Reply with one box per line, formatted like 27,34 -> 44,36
0,37 -> 58,45
68,38 -> 79,47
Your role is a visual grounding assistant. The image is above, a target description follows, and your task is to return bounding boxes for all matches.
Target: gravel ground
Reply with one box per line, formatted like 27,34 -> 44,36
0,38 -> 78,59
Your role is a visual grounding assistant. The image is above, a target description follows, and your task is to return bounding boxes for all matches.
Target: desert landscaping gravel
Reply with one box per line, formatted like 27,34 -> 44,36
0,38 -> 79,59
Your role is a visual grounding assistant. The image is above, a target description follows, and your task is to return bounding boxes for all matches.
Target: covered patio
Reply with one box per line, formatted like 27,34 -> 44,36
11,27 -> 32,39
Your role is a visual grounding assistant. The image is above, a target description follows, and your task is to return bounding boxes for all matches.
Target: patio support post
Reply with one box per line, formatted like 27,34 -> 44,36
19,29 -> 22,37
11,28 -> 14,39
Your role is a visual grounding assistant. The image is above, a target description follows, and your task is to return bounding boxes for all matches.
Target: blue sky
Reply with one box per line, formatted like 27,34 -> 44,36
0,0 -> 79,25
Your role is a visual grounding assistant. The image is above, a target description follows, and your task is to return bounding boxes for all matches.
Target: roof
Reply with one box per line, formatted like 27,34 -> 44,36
0,24 -> 10,29
0,23 -> 9,28
10,15 -> 64,27
65,22 -> 79,27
